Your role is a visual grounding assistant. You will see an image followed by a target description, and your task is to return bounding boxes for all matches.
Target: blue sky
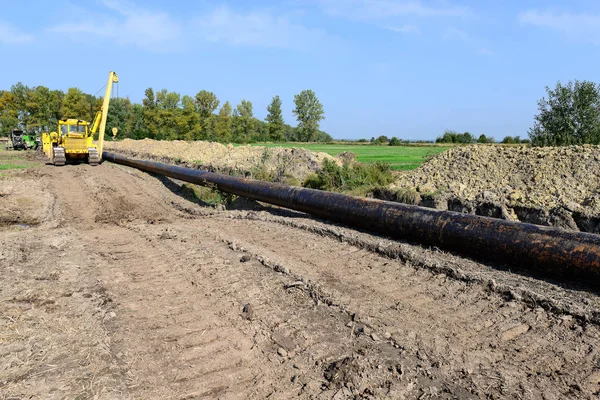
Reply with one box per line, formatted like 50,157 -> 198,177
1,0 -> 600,140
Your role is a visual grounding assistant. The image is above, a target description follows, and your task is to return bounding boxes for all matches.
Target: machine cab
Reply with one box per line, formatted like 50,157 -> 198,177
59,119 -> 89,138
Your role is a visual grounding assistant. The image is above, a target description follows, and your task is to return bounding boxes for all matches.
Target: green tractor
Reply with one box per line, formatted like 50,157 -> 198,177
6,129 -> 39,151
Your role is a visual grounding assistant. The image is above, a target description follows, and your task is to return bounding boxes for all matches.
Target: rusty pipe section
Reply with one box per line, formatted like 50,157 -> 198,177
103,151 -> 600,282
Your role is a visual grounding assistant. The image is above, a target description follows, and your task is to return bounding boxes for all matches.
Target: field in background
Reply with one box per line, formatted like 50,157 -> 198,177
248,143 -> 450,170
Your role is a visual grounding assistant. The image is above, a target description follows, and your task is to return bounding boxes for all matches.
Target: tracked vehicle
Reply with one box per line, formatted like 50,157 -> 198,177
42,71 -> 118,166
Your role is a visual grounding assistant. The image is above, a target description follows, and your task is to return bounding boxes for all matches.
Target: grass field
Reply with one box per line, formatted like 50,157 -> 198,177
249,143 -> 450,170
0,143 -> 39,171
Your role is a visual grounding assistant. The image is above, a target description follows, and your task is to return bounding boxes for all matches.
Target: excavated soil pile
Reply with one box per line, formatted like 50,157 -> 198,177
386,145 -> 600,233
104,139 -> 338,184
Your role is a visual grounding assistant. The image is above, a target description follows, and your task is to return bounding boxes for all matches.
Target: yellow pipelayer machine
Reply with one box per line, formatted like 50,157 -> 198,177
42,71 -> 118,166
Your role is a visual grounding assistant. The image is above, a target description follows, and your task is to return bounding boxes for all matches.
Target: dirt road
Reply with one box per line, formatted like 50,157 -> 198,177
2,159 -> 600,399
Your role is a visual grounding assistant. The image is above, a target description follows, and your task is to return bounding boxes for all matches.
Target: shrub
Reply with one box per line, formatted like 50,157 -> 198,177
389,137 -> 401,146
303,159 -> 394,193
394,187 -> 421,205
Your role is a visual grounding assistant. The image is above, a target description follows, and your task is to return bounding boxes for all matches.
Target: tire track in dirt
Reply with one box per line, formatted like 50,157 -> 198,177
2,161 -> 600,399
188,217 -> 600,398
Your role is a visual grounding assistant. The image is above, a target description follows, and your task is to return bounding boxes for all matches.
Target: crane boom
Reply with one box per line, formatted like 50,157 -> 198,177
96,71 -> 119,156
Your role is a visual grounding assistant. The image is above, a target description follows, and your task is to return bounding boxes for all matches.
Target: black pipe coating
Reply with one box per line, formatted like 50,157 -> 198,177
104,151 -> 600,283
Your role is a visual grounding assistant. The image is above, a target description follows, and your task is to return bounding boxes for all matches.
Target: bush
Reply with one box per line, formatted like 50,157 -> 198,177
373,135 -> 389,145
393,187 -> 421,205
389,137 -> 401,146
303,159 -> 394,194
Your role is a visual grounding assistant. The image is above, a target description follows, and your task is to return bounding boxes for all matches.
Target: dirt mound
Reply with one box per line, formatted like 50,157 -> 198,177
388,145 -> 600,232
104,139 -> 338,184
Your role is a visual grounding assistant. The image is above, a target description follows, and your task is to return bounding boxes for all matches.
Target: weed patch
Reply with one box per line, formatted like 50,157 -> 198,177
303,159 -> 394,194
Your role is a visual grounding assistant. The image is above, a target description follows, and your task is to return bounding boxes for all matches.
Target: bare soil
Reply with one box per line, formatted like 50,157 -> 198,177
388,145 -> 600,233
2,155 -> 600,399
105,139 -> 339,185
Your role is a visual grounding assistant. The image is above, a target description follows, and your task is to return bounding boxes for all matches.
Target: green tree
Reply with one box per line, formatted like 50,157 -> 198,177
529,80 -> 600,146
0,90 -> 19,133
180,95 -> 202,140
105,98 -> 131,140
194,90 -> 220,119
436,130 -> 475,144
215,101 -> 232,142
233,100 -> 254,142
155,89 -> 181,140
477,134 -> 488,143
502,136 -> 515,144
127,103 -> 147,139
61,87 -> 93,120
293,90 -> 325,142
389,136 -> 401,146
142,88 -> 159,138
266,95 -> 284,141
10,83 -> 32,129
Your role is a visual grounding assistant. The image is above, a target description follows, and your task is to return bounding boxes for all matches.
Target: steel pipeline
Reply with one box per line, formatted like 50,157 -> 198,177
103,151 -> 600,282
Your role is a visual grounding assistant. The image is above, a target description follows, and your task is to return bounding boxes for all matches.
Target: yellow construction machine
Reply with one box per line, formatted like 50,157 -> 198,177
42,71 -> 118,166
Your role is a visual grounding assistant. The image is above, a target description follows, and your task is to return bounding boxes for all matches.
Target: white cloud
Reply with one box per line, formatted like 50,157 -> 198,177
519,9 -> 600,44
478,48 -> 494,56
0,21 -> 34,44
193,7 -> 331,50
385,24 -> 421,34
48,2 -> 331,52
49,0 -> 182,51
318,0 -> 469,20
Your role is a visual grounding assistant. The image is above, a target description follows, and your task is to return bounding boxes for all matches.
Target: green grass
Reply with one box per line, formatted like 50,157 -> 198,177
0,143 -> 39,170
243,143 -> 450,170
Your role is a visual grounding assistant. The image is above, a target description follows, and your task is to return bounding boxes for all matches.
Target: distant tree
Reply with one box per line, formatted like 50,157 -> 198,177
142,88 -> 159,138
436,130 -> 475,144
126,103 -> 147,139
529,80 -> 600,146
316,130 -> 333,142
180,95 -> 202,140
375,135 -> 389,144
105,97 -> 131,140
293,90 -> 325,142
477,134 -> 488,143
61,87 -> 92,120
232,100 -> 254,142
215,101 -> 232,142
389,136 -> 401,146
266,95 -> 284,141
194,90 -> 220,119
462,132 -> 474,143
155,89 -> 181,140
357,138 -> 368,143
501,136 -> 515,144
0,90 -> 19,133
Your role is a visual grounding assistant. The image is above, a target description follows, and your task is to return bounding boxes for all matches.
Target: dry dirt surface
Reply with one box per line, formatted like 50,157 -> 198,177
2,157 -> 600,399
389,145 -> 600,233
105,139 -> 338,185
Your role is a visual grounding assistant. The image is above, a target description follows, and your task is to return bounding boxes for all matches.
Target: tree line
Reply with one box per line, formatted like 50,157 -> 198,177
0,84 -> 330,143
